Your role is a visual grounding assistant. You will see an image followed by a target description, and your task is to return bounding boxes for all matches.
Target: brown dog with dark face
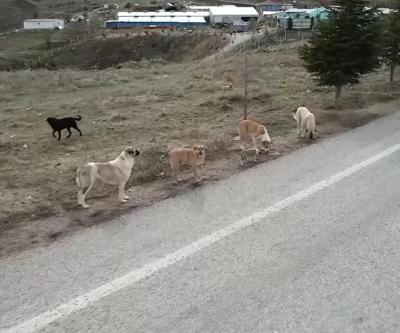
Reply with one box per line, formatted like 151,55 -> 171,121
168,145 -> 206,183
237,119 -> 271,150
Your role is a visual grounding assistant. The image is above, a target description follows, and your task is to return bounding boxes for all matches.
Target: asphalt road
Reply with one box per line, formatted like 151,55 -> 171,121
2,111 -> 400,332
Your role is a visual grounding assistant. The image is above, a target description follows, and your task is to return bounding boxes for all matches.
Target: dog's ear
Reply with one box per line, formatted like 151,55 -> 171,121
124,147 -> 134,157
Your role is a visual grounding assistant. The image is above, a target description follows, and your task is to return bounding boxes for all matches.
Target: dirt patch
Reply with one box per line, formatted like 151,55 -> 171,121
1,40 -> 400,258
50,34 -> 227,69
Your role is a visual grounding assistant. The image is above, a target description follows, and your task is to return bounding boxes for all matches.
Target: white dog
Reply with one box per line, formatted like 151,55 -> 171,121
293,106 -> 317,139
76,147 -> 140,208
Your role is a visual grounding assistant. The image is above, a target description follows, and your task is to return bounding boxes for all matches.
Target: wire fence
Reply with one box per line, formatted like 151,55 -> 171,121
226,28 -> 314,56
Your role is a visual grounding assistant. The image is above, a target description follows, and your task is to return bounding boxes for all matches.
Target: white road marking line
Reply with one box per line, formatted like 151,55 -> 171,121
3,142 -> 400,333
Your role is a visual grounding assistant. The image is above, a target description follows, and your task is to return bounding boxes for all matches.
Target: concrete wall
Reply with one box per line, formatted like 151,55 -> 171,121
211,15 -> 258,25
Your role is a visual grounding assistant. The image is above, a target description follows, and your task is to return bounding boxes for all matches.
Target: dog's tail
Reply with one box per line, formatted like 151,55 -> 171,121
74,115 -> 82,121
292,106 -> 299,121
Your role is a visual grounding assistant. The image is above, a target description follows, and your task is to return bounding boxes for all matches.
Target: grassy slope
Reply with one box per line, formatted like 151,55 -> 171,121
1,41 -> 399,223
0,0 -> 38,32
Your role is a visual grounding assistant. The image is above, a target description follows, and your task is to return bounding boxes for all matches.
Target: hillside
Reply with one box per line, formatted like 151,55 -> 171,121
0,0 -> 129,32
0,0 -> 38,32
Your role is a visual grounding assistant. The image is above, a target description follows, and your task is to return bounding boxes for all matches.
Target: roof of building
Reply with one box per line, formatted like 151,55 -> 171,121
262,11 -> 283,16
376,7 -> 396,14
115,16 -> 206,23
209,6 -> 259,16
256,1 -> 290,4
24,19 -> 64,22
284,8 -> 309,13
118,11 -> 209,17
187,5 -> 237,11
305,7 -> 330,13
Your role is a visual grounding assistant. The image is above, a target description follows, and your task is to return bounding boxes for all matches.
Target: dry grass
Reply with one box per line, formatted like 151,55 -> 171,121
1,39 -> 400,257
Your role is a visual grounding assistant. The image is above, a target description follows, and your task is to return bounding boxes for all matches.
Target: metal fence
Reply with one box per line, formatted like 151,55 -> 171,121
227,28 -> 314,56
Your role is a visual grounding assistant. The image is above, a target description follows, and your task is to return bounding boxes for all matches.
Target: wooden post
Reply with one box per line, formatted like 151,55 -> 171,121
244,51 -> 248,120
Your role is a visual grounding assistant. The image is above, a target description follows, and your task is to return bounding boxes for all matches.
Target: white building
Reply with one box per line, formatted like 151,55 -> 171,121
117,11 -> 210,18
23,19 -> 64,30
208,6 -> 259,25
117,6 -> 260,27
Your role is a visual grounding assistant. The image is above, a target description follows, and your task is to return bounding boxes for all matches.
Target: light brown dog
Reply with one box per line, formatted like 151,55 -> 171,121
236,119 -> 271,150
167,145 -> 206,183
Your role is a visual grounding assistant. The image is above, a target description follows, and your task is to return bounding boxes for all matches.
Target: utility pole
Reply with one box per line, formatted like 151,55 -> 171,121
243,51 -> 248,120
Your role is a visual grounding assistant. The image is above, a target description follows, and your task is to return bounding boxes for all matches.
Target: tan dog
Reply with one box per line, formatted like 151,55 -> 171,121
293,106 -> 317,139
76,147 -> 140,208
167,145 -> 206,183
237,119 -> 271,150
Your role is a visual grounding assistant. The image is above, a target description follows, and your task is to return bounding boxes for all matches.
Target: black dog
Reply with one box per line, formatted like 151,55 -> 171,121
46,115 -> 82,140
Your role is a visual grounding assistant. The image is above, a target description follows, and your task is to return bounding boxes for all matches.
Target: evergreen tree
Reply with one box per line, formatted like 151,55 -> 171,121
299,0 -> 381,103
380,7 -> 400,89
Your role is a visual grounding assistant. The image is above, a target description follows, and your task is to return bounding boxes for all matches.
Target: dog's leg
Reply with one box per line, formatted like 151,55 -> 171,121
67,128 -> 72,138
77,167 -> 94,208
77,189 -> 90,208
193,165 -> 204,183
123,186 -> 130,200
79,185 -> 93,209
238,134 -> 246,150
171,165 -> 181,183
118,182 -> 128,203
80,176 -> 95,208
200,165 -> 205,181
301,123 -> 306,138
52,130 -> 57,139
193,166 -> 201,183
297,116 -> 302,137
239,135 -> 246,150
73,124 -> 82,136
57,131 -> 61,140
251,136 -> 258,150
77,189 -> 82,205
